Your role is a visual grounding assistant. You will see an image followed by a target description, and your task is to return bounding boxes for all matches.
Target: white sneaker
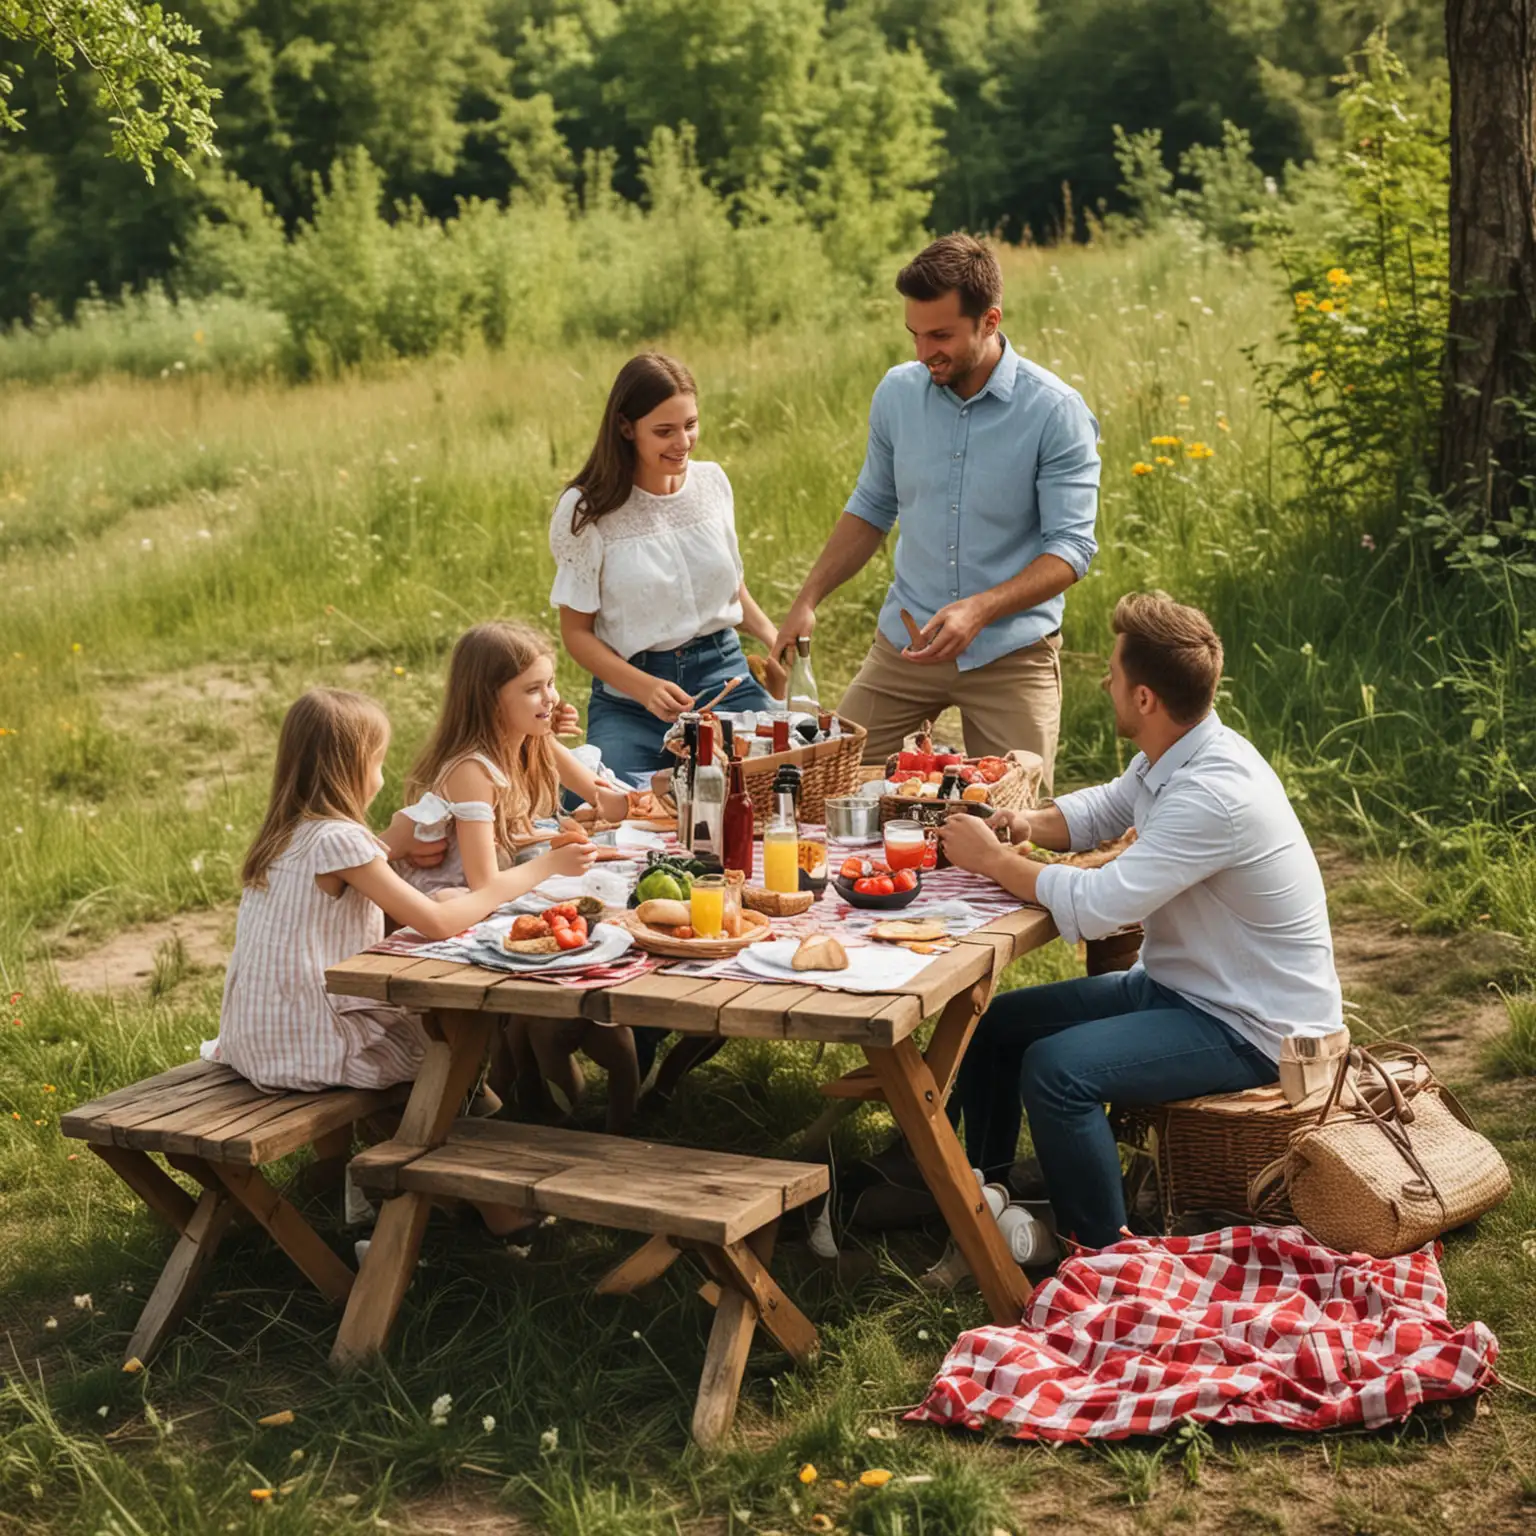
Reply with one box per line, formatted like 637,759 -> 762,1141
996,1204 -> 1059,1266
343,1168 -> 377,1228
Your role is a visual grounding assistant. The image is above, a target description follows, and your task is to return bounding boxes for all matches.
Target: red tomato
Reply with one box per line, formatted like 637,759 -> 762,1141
892,869 -> 918,892
545,903 -> 579,923
853,877 -> 879,895
840,857 -> 866,880
856,875 -> 895,896
673,925 -> 695,940
554,925 -> 587,950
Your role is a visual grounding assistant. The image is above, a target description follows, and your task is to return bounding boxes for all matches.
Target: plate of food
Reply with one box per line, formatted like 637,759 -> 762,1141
623,898 -> 772,958
473,903 -> 621,968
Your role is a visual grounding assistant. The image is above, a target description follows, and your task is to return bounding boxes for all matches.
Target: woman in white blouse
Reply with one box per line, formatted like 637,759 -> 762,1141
549,353 -> 781,784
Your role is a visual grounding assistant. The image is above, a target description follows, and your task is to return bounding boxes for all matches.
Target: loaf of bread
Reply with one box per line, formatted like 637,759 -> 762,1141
792,934 -> 848,972
635,897 -> 691,928
741,885 -> 814,917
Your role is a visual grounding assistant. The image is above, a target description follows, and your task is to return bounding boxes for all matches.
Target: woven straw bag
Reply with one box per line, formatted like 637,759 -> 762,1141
1249,1043 -> 1511,1257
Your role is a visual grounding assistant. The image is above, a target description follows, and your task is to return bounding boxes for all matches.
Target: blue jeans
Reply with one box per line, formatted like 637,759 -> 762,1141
584,628 -> 774,786
954,968 -> 1276,1247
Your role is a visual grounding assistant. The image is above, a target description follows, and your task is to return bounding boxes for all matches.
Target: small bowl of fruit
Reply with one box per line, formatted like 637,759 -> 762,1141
832,856 -> 924,910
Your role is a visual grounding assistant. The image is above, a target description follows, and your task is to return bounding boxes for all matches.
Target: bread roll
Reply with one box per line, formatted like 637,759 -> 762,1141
792,934 -> 848,972
636,897 -> 691,928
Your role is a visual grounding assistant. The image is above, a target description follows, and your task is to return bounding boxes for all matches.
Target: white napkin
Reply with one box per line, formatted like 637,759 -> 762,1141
735,938 -> 933,992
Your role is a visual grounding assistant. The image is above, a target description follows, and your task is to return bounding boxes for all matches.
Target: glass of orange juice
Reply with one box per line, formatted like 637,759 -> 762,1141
689,874 -> 726,938
762,825 -> 800,893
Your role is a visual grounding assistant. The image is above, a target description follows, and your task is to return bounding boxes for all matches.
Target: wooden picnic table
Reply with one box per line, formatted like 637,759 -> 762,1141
323,903 -> 1058,1369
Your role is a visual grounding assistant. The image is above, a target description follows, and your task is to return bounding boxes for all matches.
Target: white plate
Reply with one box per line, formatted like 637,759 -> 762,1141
463,920 -> 633,972
736,937 -> 933,992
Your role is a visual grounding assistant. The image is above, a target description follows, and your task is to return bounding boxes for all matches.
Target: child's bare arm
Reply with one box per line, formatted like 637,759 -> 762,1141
340,843 -> 597,940
439,759 -> 505,888
552,741 -> 629,823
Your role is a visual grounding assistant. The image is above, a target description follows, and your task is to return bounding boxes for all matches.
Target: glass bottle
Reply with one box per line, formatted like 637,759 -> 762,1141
689,718 -> 726,863
762,780 -> 801,894
722,749 -> 756,878
787,636 -> 819,716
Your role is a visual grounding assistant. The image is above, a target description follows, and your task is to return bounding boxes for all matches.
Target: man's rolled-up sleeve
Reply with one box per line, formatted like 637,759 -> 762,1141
1034,784 -> 1235,945
1037,393 -> 1101,577
844,379 -> 899,533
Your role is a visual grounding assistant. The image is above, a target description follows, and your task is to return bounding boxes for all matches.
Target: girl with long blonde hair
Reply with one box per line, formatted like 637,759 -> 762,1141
399,622 -> 631,894
208,687 -> 595,1095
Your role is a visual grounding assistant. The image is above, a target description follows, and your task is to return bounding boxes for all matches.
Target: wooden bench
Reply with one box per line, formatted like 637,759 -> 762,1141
60,1059 -> 409,1365
349,1119 -> 828,1446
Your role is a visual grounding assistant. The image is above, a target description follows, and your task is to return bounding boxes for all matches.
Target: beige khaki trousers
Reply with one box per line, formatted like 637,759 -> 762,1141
838,630 -> 1063,793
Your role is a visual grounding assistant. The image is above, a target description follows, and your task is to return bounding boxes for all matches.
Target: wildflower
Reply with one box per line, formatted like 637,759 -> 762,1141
44,1316 -> 57,1331
71,642 -> 82,653
1186,442 -> 1214,460
1317,298 -> 1336,314
1361,533 -> 1376,552
193,329 -> 205,345
1154,455 -> 1175,467
1300,642 -> 1315,657
43,1084 -> 55,1093
97,1405 -> 109,1418
198,529 -> 212,539
539,1426 -> 559,1454
1177,394 -> 1190,406
917,1328 -> 930,1341
250,1489 -> 273,1502
481,1415 -> 496,1433
67,1154 -> 77,1161
429,1393 -> 452,1427
1217,416 -> 1231,433
799,1463 -> 818,1485
123,1357 -> 143,1373
190,856 -> 205,875
257,1410 -> 295,1427
73,1294 -> 93,1310
1326,267 -> 1351,287
140,538 -> 154,551
1294,291 -> 1315,310
1149,434 -> 1181,447
393,666 -> 405,677
860,1469 -> 894,1488
1308,369 -> 1325,387
1131,461 -> 1154,477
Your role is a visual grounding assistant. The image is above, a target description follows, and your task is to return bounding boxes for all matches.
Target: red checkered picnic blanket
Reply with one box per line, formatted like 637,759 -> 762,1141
909,1225 -> 1498,1441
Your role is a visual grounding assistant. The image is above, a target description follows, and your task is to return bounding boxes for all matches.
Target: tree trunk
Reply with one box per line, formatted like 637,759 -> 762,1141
1438,0 -> 1536,521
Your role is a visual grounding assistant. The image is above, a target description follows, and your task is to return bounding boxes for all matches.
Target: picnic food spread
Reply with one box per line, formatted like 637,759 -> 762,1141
504,903 -> 592,952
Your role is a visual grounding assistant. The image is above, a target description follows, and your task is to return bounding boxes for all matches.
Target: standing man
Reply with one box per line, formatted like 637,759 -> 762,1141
772,234 -> 1101,788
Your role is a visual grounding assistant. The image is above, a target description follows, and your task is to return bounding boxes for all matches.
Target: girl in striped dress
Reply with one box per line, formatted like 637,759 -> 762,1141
208,687 -> 596,1094
396,623 -> 643,1132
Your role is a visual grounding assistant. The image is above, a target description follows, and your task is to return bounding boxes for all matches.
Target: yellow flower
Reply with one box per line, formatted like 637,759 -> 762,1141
1131,461 -> 1154,477
798,1463 -> 818,1485
193,329 -> 206,345
1177,394 -> 1190,406
1326,267 -> 1351,286
71,642 -> 82,654
1149,435 -> 1181,447
393,666 -> 405,677
43,1084 -> 55,1093
1186,442 -> 1214,460
123,1357 -> 144,1373
1154,455 -> 1175,467
1316,298 -> 1336,314
1308,369 -> 1325,387
250,1489 -> 273,1502
1294,291 -> 1315,310
810,1519 -> 834,1533
860,1469 -> 893,1489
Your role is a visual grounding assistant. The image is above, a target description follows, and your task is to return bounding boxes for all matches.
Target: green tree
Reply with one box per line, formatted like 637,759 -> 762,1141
0,0 -> 218,175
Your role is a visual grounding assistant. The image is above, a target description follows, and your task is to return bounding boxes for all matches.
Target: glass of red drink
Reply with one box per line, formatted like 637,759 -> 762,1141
883,818 -> 928,871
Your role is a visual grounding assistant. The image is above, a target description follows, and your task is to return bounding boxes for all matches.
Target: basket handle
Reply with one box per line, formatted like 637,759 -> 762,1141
1247,1154 -> 1292,1218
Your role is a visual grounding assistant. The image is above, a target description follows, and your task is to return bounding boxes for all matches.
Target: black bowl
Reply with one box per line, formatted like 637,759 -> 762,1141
831,871 -> 923,910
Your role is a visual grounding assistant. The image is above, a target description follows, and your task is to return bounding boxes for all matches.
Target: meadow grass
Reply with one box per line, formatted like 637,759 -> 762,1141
2,234 -> 1534,1533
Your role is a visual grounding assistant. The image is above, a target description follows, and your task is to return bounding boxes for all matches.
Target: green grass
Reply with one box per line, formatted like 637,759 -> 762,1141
2,233 -> 1534,1532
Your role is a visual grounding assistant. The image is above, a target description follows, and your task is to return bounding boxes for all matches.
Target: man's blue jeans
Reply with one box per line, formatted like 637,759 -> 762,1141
584,628 -> 774,786
954,968 -> 1276,1247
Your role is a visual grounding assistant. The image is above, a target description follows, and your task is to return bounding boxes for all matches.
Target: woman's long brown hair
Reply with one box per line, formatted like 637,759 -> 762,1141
406,623 -> 562,845
566,352 -> 697,532
242,689 -> 389,888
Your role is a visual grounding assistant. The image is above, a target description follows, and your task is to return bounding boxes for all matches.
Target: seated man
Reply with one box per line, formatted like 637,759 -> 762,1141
937,591 -> 1342,1249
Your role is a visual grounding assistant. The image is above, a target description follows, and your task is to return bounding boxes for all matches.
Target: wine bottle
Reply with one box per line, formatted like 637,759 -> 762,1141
722,751 -> 755,877
787,636 -> 819,715
690,718 -> 726,862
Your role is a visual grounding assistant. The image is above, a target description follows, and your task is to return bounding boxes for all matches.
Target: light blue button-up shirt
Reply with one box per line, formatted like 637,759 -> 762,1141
1034,712 -> 1344,1059
844,338 -> 1101,671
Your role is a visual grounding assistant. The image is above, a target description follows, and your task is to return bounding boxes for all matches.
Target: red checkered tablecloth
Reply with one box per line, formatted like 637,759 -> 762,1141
909,1225 -> 1499,1441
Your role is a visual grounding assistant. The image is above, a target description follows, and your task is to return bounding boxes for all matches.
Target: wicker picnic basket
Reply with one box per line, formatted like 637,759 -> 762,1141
876,749 -> 1044,867
1116,1087 -> 1310,1224
667,715 -> 867,831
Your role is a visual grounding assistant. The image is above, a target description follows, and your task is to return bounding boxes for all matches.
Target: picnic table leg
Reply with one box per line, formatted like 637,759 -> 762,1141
330,1009 -> 494,1371
691,1222 -> 777,1449
921,973 -> 997,1104
124,1181 -> 237,1366
864,1036 -> 1033,1326
90,1145 -> 197,1234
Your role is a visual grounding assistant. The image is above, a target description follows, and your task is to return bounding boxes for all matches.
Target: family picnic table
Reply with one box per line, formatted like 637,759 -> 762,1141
323,901 -> 1059,1377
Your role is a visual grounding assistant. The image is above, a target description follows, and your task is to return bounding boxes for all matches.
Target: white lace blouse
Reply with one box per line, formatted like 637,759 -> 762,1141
548,461 -> 746,661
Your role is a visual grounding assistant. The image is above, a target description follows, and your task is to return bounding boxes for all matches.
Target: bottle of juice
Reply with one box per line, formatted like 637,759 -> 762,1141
762,782 -> 800,894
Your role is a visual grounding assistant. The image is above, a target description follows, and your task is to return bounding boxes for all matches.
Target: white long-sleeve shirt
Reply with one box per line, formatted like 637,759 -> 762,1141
1034,712 -> 1342,1059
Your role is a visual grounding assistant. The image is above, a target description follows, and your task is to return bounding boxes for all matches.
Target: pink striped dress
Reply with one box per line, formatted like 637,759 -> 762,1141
206,818 -> 426,1092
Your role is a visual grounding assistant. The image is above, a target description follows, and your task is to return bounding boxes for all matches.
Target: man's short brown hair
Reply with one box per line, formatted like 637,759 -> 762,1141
1112,591 -> 1224,724
896,234 -> 1002,319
